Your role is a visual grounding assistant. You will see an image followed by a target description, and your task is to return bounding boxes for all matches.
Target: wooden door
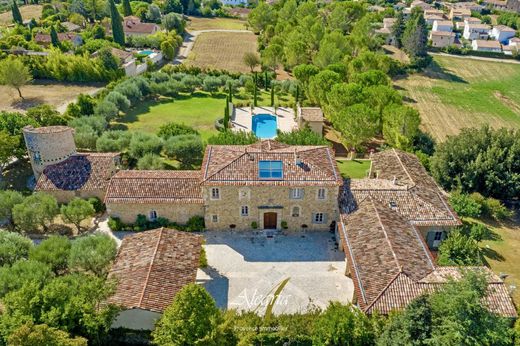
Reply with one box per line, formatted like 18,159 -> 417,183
263,212 -> 277,229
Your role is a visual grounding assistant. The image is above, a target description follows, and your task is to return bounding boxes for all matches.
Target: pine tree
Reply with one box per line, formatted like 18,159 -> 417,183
109,0 -> 125,46
122,0 -> 132,16
402,8 -> 428,61
392,11 -> 405,48
11,0 -> 23,25
50,26 -> 60,47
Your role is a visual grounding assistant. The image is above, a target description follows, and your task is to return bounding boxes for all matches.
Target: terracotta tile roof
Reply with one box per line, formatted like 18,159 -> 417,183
107,228 -> 202,313
340,197 -> 436,309
473,40 -> 502,49
201,140 -> 342,187
35,32 -> 81,43
300,107 -> 324,122
105,170 -> 203,204
122,17 -> 159,34
343,149 -> 461,227
36,153 -> 119,192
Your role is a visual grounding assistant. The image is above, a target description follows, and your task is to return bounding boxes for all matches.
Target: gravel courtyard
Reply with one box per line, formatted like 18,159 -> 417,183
196,230 -> 354,315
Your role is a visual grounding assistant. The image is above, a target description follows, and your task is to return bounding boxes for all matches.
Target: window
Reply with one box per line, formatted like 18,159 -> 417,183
211,188 -> 220,200
211,214 -> 218,223
313,213 -> 324,224
434,231 -> 443,241
259,160 -> 283,179
149,210 -> 158,221
292,206 -> 300,217
317,188 -> 326,200
290,188 -> 303,199
241,206 -> 249,217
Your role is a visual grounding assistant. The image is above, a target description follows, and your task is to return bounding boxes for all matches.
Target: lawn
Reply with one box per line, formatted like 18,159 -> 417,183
0,81 -> 103,113
0,4 -> 42,25
395,55 -> 520,141
480,218 -> 520,304
185,31 -> 258,73
186,16 -> 247,31
336,159 -> 371,179
112,92 -> 227,141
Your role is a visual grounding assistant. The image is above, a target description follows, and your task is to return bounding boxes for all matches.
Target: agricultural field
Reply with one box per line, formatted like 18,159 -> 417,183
112,92 -> 226,141
185,31 -> 257,74
186,16 -> 247,31
395,55 -> 520,141
0,4 -> 42,25
480,216 -> 520,304
0,82 -> 102,113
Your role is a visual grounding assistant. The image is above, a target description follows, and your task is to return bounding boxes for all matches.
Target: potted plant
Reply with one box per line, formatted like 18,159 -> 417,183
281,221 -> 288,229
251,221 -> 258,229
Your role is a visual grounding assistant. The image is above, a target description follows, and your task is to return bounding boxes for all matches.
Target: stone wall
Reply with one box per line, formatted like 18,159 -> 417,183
203,185 -> 340,231
41,189 -> 106,204
106,202 -> 204,224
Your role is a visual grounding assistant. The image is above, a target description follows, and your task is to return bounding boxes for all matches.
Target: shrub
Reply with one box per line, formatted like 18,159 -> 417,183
128,132 -> 163,160
94,100 -> 119,120
96,130 -> 133,152
449,192 -> 482,218
108,217 -> 123,232
157,122 -> 198,139
185,216 -> 205,232
163,135 -> 203,167
105,91 -> 131,112
437,230 -> 483,266
199,247 -> 208,268
137,153 -> 164,170
251,221 -> 258,229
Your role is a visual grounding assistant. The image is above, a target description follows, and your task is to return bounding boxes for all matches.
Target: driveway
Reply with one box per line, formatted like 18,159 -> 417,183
197,230 -> 354,315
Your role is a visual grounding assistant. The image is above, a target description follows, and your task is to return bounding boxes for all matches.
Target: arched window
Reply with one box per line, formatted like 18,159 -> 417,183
149,210 -> 158,221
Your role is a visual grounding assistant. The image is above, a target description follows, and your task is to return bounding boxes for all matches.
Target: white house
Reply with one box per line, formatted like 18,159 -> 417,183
220,0 -> 248,4
490,25 -> 516,44
432,20 -> 453,32
463,23 -> 491,40
472,39 -> 502,53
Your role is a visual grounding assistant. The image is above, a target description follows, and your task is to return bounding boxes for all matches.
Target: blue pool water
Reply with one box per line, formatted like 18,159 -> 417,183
252,114 -> 277,139
139,50 -> 154,56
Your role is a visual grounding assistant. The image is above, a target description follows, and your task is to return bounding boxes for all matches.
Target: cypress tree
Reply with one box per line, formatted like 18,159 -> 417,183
402,8 -> 428,61
253,83 -> 257,107
11,0 -> 23,25
392,11 -> 405,48
228,84 -> 232,103
122,0 -> 132,16
109,0 -> 125,46
264,70 -> 269,90
50,26 -> 60,47
224,96 -> 230,129
270,85 -> 274,106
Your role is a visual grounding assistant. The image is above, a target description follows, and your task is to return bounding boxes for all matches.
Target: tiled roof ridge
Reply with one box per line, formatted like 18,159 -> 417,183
392,148 -> 415,187
138,227 -> 164,308
371,198 -> 402,271
363,271 -> 408,312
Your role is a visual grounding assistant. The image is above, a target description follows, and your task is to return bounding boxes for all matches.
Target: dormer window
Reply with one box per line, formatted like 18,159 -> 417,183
258,160 -> 283,179
389,201 -> 397,209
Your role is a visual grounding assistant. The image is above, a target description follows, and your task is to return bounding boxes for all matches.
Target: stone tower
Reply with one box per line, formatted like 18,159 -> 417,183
23,125 -> 77,179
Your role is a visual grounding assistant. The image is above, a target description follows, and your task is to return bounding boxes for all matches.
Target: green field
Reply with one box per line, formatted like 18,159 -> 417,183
112,92 -> 226,141
336,160 -> 371,179
395,55 -> 520,141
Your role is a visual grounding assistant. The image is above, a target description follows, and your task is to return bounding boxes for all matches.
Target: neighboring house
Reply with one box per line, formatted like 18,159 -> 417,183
432,20 -> 453,32
337,149 -> 517,317
510,37 -> 520,47
105,170 -> 204,224
424,8 -> 445,17
463,23 -> 491,40
34,32 -> 83,47
108,228 -> 202,330
61,21 -> 81,32
464,17 -> 483,26
220,0 -> 248,5
490,25 -> 516,43
411,0 -> 432,10
449,8 -> 472,20
425,15 -> 445,26
122,16 -> 160,37
483,0 -> 508,10
430,31 -> 456,47
506,0 -> 520,12
297,106 -> 325,136
472,39 -> 503,52
375,18 -> 397,44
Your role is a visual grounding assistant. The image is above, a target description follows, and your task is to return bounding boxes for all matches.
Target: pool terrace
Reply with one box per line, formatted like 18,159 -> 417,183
231,106 -> 298,138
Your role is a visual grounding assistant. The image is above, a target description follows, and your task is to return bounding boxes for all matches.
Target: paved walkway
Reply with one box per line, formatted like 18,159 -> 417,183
197,230 -> 353,315
173,29 -> 252,65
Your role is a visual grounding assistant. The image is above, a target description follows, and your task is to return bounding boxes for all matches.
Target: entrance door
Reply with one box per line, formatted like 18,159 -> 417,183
263,212 -> 277,229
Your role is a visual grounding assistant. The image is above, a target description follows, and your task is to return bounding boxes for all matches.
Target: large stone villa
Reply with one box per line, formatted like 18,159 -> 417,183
22,125 -> 517,322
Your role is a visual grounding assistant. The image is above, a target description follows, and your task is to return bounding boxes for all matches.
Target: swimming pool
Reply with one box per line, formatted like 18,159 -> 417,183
252,114 -> 277,139
139,50 -> 154,56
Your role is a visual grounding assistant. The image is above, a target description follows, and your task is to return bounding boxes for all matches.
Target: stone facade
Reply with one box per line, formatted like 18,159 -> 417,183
107,202 -> 204,224
44,189 -> 106,204
203,185 -> 340,231
23,126 -> 76,178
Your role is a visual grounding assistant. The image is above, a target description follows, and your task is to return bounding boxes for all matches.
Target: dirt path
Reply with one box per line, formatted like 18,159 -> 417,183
56,87 -> 103,113
173,29 -> 252,65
